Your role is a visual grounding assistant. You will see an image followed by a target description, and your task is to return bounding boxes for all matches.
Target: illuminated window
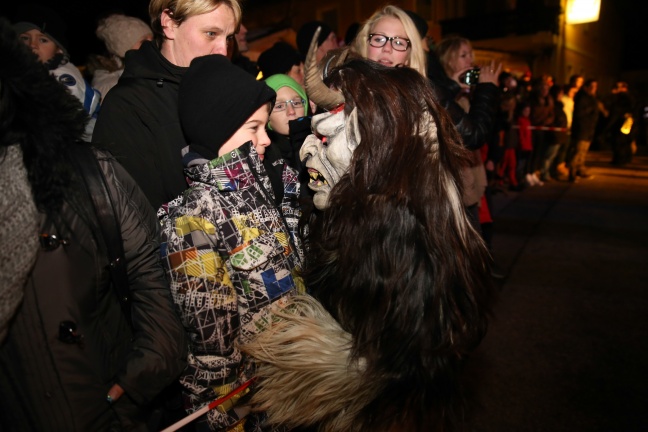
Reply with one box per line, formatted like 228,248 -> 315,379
566,0 -> 601,24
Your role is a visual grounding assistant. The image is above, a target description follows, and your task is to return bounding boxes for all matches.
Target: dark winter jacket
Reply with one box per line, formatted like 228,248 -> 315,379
0,21 -> 187,431
92,41 -> 189,210
571,88 -> 600,142
0,149 -> 188,431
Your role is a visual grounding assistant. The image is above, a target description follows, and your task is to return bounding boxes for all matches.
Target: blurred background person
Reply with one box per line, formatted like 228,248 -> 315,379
435,36 -> 500,229
13,3 -> 100,140
257,41 -> 304,85
528,75 -> 555,184
296,20 -> 338,63
495,85 -> 522,191
540,84 -> 569,182
568,78 -> 600,181
554,82 -> 580,180
230,22 -> 258,76
607,81 -> 636,165
516,101 -> 536,186
90,13 -> 153,101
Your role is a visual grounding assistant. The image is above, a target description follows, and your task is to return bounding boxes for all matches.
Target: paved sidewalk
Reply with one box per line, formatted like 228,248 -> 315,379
462,150 -> 648,432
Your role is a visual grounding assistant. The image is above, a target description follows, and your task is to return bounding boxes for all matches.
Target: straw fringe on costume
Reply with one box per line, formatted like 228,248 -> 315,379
242,295 -> 375,431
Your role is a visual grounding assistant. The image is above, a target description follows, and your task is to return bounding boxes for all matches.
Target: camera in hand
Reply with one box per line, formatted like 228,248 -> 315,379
460,68 -> 480,86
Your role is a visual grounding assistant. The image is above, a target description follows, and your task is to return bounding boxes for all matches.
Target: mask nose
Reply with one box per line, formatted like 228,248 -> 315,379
299,135 -> 320,163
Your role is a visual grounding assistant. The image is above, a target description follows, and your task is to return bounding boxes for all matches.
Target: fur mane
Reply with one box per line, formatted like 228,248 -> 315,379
243,60 -> 493,431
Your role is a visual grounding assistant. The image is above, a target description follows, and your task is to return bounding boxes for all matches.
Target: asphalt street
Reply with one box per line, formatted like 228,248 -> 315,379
461,149 -> 648,431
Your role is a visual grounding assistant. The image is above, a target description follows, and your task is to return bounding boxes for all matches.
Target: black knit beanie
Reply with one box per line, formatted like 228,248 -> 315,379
179,54 -> 276,160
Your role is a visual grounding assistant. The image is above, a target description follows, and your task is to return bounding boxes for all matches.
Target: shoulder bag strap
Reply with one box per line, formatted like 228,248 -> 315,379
73,144 -> 132,328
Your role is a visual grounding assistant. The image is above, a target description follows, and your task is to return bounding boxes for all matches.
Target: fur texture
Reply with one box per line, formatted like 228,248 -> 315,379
241,59 -> 494,432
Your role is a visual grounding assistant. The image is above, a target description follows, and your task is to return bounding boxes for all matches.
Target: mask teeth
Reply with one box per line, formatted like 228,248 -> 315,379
308,170 -> 328,185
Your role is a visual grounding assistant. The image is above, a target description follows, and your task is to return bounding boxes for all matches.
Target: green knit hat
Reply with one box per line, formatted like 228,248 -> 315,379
265,74 -> 309,117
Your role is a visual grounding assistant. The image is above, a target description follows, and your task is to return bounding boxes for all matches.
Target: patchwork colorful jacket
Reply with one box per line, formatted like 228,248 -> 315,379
159,142 -> 304,429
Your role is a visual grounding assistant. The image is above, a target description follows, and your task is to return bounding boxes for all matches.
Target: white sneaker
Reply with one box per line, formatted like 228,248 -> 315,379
533,173 -> 544,186
526,173 -> 536,186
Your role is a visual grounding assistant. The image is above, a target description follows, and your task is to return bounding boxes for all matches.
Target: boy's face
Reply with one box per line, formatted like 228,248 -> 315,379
19,29 -> 62,63
269,86 -> 305,136
218,103 -> 271,160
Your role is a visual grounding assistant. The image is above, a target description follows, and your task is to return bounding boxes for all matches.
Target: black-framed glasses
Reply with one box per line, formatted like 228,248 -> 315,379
273,98 -> 305,112
368,34 -> 411,52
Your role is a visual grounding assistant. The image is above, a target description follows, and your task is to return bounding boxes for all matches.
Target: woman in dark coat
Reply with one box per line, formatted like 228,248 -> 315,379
0,18 -> 187,431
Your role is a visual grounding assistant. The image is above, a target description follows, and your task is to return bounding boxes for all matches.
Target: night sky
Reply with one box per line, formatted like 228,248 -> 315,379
5,0 -> 647,71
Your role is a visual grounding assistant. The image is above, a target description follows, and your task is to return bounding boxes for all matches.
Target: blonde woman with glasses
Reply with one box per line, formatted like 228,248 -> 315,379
352,5 -> 427,77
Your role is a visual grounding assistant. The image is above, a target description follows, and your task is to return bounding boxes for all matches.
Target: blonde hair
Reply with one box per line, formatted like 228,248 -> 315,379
352,5 -> 427,77
149,0 -> 242,47
435,35 -> 471,78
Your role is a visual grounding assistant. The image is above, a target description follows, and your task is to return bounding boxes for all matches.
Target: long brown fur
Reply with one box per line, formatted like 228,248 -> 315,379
241,59 -> 493,431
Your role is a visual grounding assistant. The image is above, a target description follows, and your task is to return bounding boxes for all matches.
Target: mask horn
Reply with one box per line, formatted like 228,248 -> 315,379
304,26 -> 345,110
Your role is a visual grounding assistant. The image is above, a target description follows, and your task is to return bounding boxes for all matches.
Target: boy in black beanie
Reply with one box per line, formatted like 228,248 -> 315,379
158,54 -> 305,431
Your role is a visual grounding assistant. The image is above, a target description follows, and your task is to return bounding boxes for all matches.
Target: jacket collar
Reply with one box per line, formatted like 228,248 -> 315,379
122,41 -> 185,84
183,141 -> 264,192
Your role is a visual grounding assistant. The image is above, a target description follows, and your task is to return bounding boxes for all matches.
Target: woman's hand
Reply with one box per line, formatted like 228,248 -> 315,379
451,66 -> 474,89
478,60 -> 502,85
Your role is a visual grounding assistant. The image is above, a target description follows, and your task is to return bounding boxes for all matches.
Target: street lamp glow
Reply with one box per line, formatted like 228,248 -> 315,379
566,0 -> 601,24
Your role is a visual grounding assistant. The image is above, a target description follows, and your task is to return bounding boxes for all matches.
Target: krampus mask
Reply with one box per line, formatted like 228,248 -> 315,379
242,28 -> 493,432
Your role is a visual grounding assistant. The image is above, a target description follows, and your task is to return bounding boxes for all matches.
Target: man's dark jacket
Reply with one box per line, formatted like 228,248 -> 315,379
572,88 -> 600,142
92,41 -> 188,210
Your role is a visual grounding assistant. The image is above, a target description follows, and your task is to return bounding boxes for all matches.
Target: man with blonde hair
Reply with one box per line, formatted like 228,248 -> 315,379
93,0 -> 242,210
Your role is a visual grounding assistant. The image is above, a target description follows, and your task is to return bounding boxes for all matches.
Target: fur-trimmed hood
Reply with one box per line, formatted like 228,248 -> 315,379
0,17 -> 87,150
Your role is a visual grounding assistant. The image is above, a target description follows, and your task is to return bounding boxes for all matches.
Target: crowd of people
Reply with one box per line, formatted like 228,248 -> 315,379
0,0 -> 640,431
